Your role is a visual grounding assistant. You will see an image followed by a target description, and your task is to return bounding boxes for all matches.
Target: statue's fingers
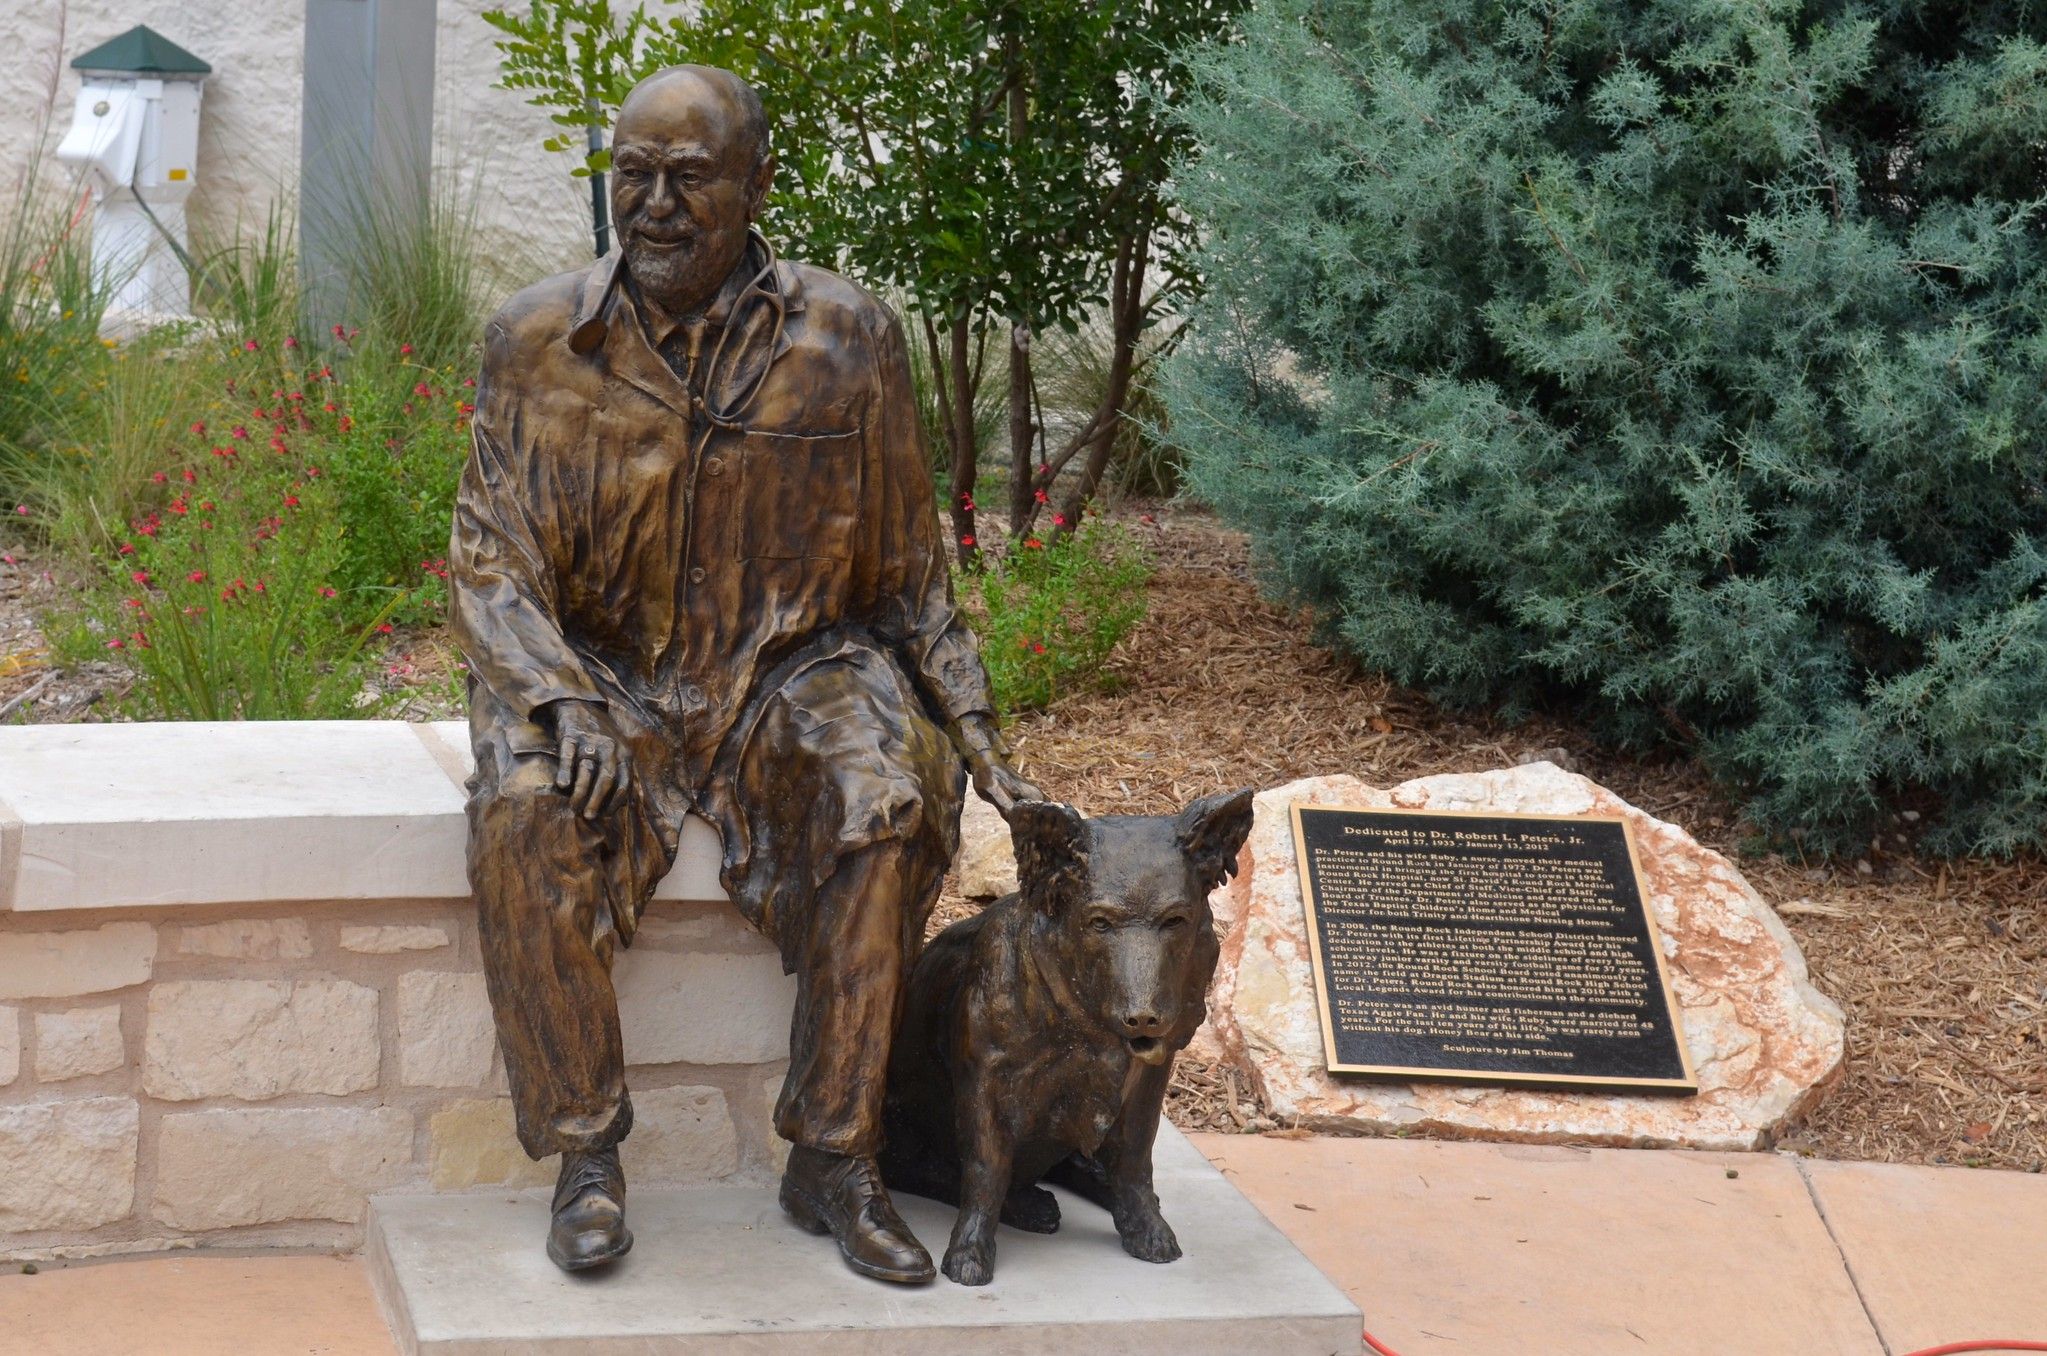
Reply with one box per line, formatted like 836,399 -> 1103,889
597,755 -> 629,815
555,737 -> 578,790
569,748 -> 599,817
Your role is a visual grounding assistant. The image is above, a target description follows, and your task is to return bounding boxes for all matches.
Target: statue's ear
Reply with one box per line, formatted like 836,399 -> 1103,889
1011,801 -> 1089,915
1176,788 -> 1256,893
748,154 -> 776,219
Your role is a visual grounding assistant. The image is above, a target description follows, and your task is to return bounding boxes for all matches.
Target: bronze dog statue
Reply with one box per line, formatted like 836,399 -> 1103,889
881,789 -> 1256,1285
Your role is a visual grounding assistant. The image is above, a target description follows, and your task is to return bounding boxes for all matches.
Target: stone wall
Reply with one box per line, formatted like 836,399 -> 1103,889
0,896 -> 793,1260
3,0 -> 600,299
0,720 -> 786,1260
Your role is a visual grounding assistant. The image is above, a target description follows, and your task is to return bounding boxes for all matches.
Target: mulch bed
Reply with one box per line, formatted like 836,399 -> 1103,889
991,508 -> 2047,1171
6,510 -> 2043,1170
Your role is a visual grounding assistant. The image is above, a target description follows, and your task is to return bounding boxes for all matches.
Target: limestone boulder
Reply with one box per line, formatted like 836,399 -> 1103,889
953,792 -> 1018,900
1202,766 -> 1845,1151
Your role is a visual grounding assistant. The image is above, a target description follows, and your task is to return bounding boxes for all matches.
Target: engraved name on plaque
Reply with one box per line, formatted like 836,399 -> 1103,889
1291,806 -> 1696,1091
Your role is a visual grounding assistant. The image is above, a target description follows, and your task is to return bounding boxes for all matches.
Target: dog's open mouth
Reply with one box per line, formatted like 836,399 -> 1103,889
1126,1035 -> 1169,1065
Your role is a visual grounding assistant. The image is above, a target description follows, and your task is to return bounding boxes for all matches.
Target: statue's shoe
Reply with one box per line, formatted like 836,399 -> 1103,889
779,1144 -> 936,1284
547,1146 -> 633,1272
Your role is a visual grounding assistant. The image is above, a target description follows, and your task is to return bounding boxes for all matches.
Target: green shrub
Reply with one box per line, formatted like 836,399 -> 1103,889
957,522 -> 1150,714
1163,0 -> 2047,855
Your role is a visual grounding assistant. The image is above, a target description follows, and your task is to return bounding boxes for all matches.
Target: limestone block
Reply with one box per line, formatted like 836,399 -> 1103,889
760,1069 -> 791,1175
0,1007 -> 16,1087
34,1006 -> 124,1081
0,1098 -> 139,1231
399,971 -> 497,1088
622,1085 -> 738,1185
615,948 -> 795,1066
177,918 -> 313,960
340,925 -> 450,954
0,721 -> 470,909
1204,768 -> 1847,1151
0,924 -> 155,999
634,904 -> 774,954
143,979 -> 379,1101
954,792 -> 1018,900
428,1099 -> 554,1190
153,1106 -> 413,1229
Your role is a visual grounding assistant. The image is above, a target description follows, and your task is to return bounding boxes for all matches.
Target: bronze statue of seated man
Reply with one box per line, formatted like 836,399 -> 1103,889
449,63 -> 1039,1284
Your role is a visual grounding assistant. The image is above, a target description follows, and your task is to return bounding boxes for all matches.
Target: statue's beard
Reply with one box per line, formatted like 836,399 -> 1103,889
621,232 -> 735,315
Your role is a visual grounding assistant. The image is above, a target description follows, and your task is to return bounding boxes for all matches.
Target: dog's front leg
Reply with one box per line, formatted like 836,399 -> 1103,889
1104,1059 -> 1181,1263
942,1081 -> 1012,1286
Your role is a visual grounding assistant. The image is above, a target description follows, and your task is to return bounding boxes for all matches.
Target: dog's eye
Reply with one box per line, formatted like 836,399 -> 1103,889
1158,914 -> 1188,930
1087,916 -> 1113,934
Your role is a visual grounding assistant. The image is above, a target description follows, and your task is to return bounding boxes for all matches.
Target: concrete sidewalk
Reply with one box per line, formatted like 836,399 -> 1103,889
2,1135 -> 2043,1356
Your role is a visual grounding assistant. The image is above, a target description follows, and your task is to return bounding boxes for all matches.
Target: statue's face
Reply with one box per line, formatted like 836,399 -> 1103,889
610,71 -> 770,315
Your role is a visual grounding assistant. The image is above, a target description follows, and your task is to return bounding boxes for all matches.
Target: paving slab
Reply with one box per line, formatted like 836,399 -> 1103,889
0,1254 -> 397,1356
1802,1158 -> 2047,1353
1192,1132 -> 1884,1356
369,1125 -> 1362,1355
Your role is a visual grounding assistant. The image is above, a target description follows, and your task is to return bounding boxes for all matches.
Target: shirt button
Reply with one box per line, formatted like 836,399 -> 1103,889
703,457 -> 724,477
685,685 -> 704,706
689,566 -> 706,584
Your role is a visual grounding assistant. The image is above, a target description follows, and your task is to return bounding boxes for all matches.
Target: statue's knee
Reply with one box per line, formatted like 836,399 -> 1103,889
472,756 -> 567,833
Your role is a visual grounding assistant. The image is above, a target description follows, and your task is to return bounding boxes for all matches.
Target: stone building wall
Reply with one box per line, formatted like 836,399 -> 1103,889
2,0 -> 600,298
0,895 -> 795,1260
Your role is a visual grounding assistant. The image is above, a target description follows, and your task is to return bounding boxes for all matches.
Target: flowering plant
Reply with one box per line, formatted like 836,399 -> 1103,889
955,519 -> 1149,713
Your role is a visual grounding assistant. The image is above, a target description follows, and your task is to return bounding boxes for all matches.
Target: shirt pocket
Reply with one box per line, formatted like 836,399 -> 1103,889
734,427 -> 863,561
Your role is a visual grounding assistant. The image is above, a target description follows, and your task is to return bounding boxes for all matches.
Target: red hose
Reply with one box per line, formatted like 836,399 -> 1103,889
1363,1330 -> 2047,1356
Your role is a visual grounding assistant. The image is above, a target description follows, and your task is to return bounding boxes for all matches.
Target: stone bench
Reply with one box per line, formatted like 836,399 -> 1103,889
0,720 -> 792,1262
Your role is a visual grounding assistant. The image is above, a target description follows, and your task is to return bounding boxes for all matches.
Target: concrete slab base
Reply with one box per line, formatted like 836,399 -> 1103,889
368,1127 -> 1362,1355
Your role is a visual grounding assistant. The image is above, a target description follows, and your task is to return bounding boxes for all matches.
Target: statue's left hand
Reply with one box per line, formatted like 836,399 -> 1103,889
956,713 -> 1044,821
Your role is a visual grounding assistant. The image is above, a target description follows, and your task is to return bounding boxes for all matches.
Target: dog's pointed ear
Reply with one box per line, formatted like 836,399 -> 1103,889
1176,788 -> 1256,893
1011,800 -> 1089,915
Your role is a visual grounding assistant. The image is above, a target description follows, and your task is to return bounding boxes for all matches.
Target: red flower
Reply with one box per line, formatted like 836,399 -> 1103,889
186,570 -> 206,583
1037,463 -> 1050,476
1139,512 -> 1156,525
131,570 -> 150,584
338,416 -> 353,433
124,597 -> 144,609
118,542 -> 136,556
323,402 -> 338,413
12,505 -> 25,516
317,586 -> 338,599
1052,514 -> 1069,528
284,336 -> 299,349
462,377 -> 476,388
181,468 -> 197,483
1023,537 -> 1044,549
413,381 -> 431,397
243,339 -> 258,352
960,534 -> 976,548
152,471 -> 168,484
106,638 -> 125,650
1032,642 -> 1047,654
457,401 -> 475,416
400,343 -> 414,355
283,494 -> 301,508
167,497 -> 189,516
376,622 -> 395,634
189,421 -> 205,436
332,323 -> 346,338
1034,488 -> 1049,504
271,438 -> 288,454
231,425 -> 249,440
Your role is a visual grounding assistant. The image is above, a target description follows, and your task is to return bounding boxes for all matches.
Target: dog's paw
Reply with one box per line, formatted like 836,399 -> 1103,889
942,1238 -> 996,1286
1116,1208 -> 1182,1264
1001,1184 -> 1061,1234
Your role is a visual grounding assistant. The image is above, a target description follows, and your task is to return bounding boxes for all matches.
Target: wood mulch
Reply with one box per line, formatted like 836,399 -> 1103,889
988,507 -> 2047,1171
6,509 -> 2043,1170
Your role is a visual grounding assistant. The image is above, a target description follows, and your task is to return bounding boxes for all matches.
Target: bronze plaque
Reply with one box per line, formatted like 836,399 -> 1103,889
1291,806 -> 1695,1092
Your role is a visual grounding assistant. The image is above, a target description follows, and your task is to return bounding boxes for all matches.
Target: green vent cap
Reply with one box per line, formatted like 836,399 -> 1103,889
71,26 -> 211,78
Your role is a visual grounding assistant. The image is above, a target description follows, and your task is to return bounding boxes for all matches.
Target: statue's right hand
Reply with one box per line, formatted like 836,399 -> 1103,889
547,699 -> 632,820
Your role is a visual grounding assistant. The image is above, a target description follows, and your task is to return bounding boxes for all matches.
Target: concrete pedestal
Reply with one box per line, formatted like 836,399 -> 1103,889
367,1127 -> 1362,1355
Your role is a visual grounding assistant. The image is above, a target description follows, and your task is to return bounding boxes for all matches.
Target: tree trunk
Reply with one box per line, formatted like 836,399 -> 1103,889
941,311 -> 980,565
1007,322 -> 1034,532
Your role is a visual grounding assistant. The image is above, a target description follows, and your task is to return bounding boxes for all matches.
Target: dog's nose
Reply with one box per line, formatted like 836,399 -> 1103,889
1121,1010 -> 1164,1036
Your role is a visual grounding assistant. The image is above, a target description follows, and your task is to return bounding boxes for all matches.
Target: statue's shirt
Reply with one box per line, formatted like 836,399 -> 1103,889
450,245 -> 992,918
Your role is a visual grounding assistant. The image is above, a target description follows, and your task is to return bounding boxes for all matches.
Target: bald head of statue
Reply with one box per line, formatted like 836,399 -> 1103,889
609,65 -> 775,316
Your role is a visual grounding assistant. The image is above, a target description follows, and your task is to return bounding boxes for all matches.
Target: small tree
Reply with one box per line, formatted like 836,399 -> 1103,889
1162,0 -> 2047,855
483,0 -> 1239,555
